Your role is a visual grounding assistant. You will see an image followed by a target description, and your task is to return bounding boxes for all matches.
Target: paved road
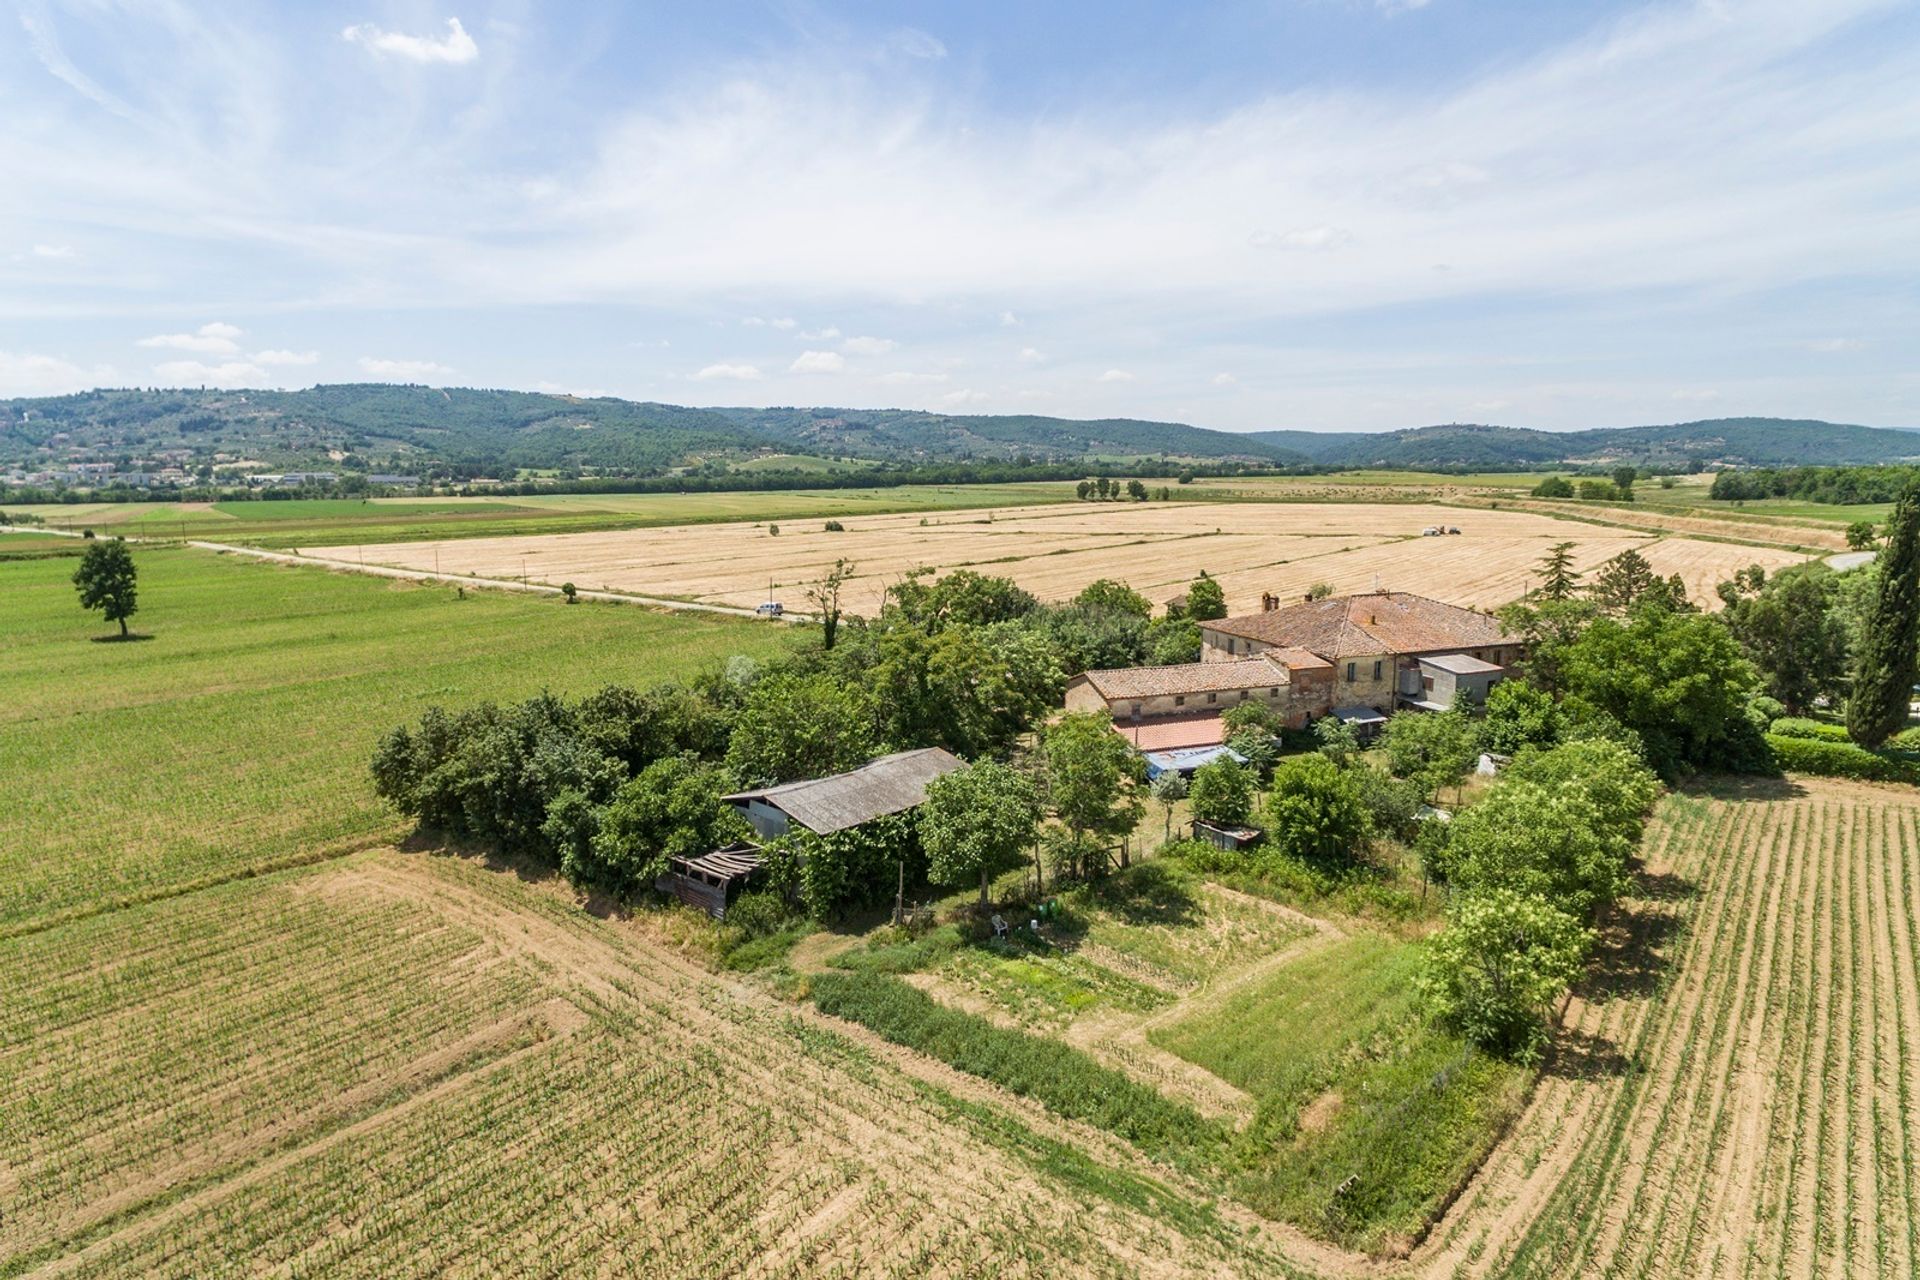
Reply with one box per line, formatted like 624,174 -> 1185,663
1825,550 -> 1878,571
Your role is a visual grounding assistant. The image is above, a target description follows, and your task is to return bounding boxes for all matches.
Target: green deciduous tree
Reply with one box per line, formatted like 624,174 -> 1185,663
724,671 -> 876,786
806,557 -> 854,650
1845,520 -> 1877,551
1262,753 -> 1370,862
1073,578 -> 1152,618
1717,565 -> 1850,715
1849,478 -> 1920,748
1379,705 -> 1483,798
1481,680 -> 1564,756
922,761 -> 1043,906
1185,571 -> 1227,622
72,537 -> 138,637
569,755 -> 749,896
1417,888 -> 1591,1060
1188,756 -> 1255,827
1041,712 -> 1146,874
1531,476 -> 1575,499
1441,780 -> 1632,920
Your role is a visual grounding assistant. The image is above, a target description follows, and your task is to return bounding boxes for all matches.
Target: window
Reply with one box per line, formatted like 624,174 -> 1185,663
1423,676 -> 1434,692
1269,687 -> 1279,697
1239,690 -> 1249,701
1373,660 -> 1383,680
1130,702 -> 1142,717
1226,638 -> 1237,655
1345,662 -> 1356,682
1174,695 -> 1185,707
1207,692 -> 1217,704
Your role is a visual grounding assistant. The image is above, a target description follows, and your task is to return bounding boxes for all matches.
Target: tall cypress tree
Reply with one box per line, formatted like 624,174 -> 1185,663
1848,478 -> 1920,748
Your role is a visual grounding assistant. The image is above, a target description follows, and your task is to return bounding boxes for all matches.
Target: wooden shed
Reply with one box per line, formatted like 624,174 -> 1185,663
655,843 -> 766,919
723,747 -> 967,840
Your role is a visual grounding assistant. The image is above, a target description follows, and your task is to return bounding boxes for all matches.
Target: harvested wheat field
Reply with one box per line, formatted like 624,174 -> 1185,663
308,501 -> 1810,616
1415,775 -> 1920,1280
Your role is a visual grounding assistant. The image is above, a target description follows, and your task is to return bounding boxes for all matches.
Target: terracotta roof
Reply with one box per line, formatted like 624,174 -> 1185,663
1074,655 -> 1302,702
1206,592 -> 1516,659
724,747 -> 965,835
1111,714 -> 1229,751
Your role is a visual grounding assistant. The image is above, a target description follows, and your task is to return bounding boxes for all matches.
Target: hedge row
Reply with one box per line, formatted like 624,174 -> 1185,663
1766,734 -> 1920,785
1767,717 -> 1851,743
808,970 -> 1223,1166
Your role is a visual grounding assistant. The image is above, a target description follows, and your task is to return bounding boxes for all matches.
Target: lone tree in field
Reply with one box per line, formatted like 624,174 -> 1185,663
561,582 -> 578,604
1849,478 -> 1920,747
73,537 -> 138,638
921,761 -> 1042,907
807,558 -> 854,650
1846,520 -> 1878,552
1538,542 -> 1580,600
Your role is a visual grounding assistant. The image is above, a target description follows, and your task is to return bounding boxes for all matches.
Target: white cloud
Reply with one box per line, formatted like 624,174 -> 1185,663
799,326 -> 841,341
694,362 -> 762,381
1808,337 -> 1862,352
841,335 -> 897,356
32,243 -> 75,259
1017,347 -> 1047,364
1098,368 -> 1135,383
1211,372 -> 1237,386
880,371 -> 949,384
790,350 -> 846,374
770,316 -> 797,330
998,312 -> 1020,327
0,351 -> 115,396
137,321 -> 243,355
883,28 -> 948,60
358,356 -> 454,379
1250,226 -> 1352,251
341,17 -> 478,65
152,359 -> 269,387
252,349 -> 320,366
744,315 -> 796,329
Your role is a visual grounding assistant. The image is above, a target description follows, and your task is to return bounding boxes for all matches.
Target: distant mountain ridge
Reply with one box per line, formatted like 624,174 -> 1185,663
1249,418 -> 1920,468
1,384 -> 1912,478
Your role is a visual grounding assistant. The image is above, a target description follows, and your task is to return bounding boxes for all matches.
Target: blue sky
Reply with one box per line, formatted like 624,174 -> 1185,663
3,0 -> 1917,432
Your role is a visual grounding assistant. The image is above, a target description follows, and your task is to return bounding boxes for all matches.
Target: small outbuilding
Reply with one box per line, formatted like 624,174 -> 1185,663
723,747 -> 967,841
655,843 -> 767,919
1402,652 -> 1506,712
1142,743 -> 1248,780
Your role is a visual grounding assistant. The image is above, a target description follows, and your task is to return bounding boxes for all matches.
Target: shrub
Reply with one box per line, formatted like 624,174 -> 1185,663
823,519 -> 845,532
1767,717 -> 1851,743
725,890 -> 798,940
1263,754 -> 1369,862
1225,727 -> 1278,779
1766,734 -> 1920,785
1221,699 -> 1277,735
1442,779 -> 1629,920
1416,888 -> 1592,1060
1349,766 -> 1422,842
1188,757 -> 1255,827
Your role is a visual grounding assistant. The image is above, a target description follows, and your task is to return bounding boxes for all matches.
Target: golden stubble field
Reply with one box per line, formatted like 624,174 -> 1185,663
308,501 -> 1813,616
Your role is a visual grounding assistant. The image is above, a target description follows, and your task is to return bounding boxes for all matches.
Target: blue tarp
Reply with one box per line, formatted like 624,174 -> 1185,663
1142,744 -> 1248,780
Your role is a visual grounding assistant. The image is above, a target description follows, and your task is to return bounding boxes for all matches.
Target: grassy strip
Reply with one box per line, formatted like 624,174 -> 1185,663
807,969 -> 1227,1169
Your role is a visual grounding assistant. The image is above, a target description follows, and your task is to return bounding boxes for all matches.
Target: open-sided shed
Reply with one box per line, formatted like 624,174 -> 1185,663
655,842 -> 767,919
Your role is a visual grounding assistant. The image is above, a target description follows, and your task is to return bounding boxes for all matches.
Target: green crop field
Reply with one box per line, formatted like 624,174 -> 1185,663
0,546 -> 788,932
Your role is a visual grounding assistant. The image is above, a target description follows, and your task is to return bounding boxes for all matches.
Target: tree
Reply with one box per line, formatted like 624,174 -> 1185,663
1849,478 -> 1920,748
1588,548 -> 1657,614
807,558 -> 854,650
1041,712 -> 1146,875
1538,542 -> 1580,601
1076,480 -> 1093,500
1504,738 -> 1659,848
1126,479 -> 1149,501
1497,598 -> 1598,695
1073,578 -> 1152,618
1442,779 -> 1631,919
1481,679 -> 1563,756
921,762 -> 1042,906
1185,572 -> 1227,621
72,537 -> 138,637
1846,520 -> 1878,551
1531,475 -> 1575,499
1189,756 -> 1255,826
724,672 -> 876,786
561,582 -> 578,604
1379,705 -> 1483,798
1416,888 -> 1591,1060
1718,565 -> 1850,715
1149,769 -> 1187,843
1611,465 -> 1638,494
1307,582 -> 1334,600
1263,754 -> 1370,862
1221,699 -> 1277,736
1312,715 -> 1360,765
1556,607 -> 1762,776
570,755 -> 749,896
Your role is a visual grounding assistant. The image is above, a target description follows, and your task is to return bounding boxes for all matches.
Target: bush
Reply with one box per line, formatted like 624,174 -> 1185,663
1767,717 -> 1851,743
1263,755 -> 1369,862
1416,888 -> 1592,1060
722,890 -> 793,940
1188,756 -> 1256,827
1442,779 -> 1630,920
1349,766 -> 1422,842
823,520 -> 845,532
1766,734 -> 1920,785
1224,727 -> 1278,779
1504,738 -> 1660,846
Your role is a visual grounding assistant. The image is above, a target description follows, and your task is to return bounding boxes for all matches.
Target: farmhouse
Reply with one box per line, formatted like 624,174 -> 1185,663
722,747 -> 967,841
1199,591 -> 1520,715
1064,648 -> 1337,741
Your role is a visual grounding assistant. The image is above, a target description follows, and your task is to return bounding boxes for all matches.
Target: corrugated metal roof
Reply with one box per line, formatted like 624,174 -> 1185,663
724,747 -> 966,835
1207,592 -> 1516,659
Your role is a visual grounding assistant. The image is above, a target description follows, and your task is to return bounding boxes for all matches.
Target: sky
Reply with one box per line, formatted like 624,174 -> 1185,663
2,0 -> 1917,434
